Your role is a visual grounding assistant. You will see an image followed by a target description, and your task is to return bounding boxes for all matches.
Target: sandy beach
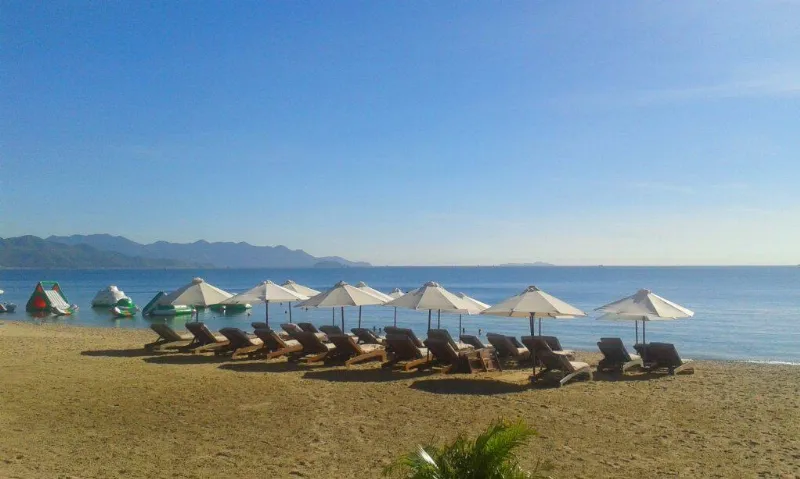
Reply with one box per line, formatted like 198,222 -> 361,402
0,321 -> 798,478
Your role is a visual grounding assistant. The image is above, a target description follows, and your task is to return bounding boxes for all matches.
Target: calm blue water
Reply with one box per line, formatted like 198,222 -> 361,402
1,267 -> 798,363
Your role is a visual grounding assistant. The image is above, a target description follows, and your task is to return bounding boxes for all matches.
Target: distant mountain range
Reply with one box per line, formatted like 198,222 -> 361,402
0,236 -> 203,269
46,234 -> 371,268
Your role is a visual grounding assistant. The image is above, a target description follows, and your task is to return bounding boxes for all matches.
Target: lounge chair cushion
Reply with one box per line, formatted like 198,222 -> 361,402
569,361 -> 590,371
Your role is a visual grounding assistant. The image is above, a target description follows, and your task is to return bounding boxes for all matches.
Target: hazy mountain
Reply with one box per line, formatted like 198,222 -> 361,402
47,234 -> 371,268
0,236 -> 202,269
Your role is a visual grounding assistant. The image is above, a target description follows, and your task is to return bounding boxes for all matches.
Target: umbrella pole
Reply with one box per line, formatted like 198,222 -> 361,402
288,302 -> 292,322
459,314 -> 462,334
642,321 -> 647,364
332,308 -> 335,325
427,310 -> 431,332
393,307 -> 397,327
529,313 -> 537,378
341,306 -> 345,331
437,310 -> 441,329
635,320 -> 639,344
538,318 -> 542,336
358,306 -> 362,329
265,300 -> 270,328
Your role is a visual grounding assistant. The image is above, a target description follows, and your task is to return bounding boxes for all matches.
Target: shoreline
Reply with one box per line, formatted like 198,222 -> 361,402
1,321 -> 799,478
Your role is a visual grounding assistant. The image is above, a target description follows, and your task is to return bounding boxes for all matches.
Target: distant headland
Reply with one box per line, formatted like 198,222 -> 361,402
1,234 -> 371,269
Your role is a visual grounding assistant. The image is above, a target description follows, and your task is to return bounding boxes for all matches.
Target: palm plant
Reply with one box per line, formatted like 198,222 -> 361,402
384,419 -> 551,479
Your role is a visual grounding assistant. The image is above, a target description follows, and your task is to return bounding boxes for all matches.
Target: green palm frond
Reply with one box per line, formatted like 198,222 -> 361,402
384,419 -> 551,479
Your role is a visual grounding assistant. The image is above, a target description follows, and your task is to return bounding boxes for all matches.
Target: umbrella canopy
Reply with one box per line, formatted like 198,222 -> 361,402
454,292 -> 490,333
296,281 -> 386,330
221,280 -> 307,305
221,280 -> 308,327
385,281 -> 472,330
455,292 -> 490,314
159,277 -> 233,307
355,282 -> 392,302
354,282 -> 391,328
595,289 -> 694,344
387,288 -> 405,326
481,285 -> 586,335
388,288 -> 405,299
596,289 -> 694,320
281,280 -> 321,298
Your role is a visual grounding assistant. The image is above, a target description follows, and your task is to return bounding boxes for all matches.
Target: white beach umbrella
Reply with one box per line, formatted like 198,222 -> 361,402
455,292 -> 490,333
355,282 -> 391,328
481,285 -> 586,336
221,280 -> 308,328
281,280 -> 321,298
296,281 -> 386,330
387,288 -> 405,326
388,288 -> 405,299
385,281 -> 471,331
595,289 -> 694,345
159,277 -> 233,308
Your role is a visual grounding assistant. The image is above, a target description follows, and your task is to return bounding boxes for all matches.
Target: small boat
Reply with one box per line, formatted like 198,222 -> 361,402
111,306 -> 135,318
0,302 -> 17,313
149,304 -> 194,316
0,288 -> 16,313
110,297 -> 138,318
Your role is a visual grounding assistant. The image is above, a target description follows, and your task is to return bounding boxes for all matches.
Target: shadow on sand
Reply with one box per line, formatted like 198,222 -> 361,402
302,366 -> 435,383
591,369 -> 683,382
218,360 -> 304,374
409,377 -> 529,395
81,349 -> 160,358
143,354 -> 229,365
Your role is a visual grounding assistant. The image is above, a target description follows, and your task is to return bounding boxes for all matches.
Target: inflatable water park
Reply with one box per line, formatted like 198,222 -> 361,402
25,281 -> 79,316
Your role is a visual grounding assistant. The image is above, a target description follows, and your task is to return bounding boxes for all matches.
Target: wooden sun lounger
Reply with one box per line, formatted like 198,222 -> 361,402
532,345 -> 593,387
217,327 -> 265,359
459,334 -> 491,350
253,328 -> 304,360
425,339 -> 499,374
351,328 -> 385,345
538,336 -> 575,358
251,322 -> 268,330
486,333 -> 531,363
297,322 -> 320,333
428,329 -> 474,352
521,336 -> 576,367
597,337 -> 643,373
327,334 -> 387,367
145,324 -> 193,351
184,322 -> 230,354
634,342 -> 694,375
291,331 -> 337,363
383,333 -> 432,371
319,325 -> 344,336
281,323 -> 304,335
384,326 -> 425,348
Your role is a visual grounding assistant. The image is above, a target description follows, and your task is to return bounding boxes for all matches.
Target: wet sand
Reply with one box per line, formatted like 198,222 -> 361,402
1,321 -> 798,478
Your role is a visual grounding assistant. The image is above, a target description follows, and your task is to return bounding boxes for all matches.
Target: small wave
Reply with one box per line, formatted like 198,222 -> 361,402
743,360 -> 800,366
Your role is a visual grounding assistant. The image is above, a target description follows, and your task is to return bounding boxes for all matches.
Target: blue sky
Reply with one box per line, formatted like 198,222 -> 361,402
2,1 -> 799,265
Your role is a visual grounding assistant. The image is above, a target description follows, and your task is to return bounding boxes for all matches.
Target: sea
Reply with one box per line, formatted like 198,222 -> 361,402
0,266 -> 798,363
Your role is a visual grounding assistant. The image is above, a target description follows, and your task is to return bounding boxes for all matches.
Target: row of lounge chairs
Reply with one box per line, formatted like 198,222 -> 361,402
145,322 -> 692,385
